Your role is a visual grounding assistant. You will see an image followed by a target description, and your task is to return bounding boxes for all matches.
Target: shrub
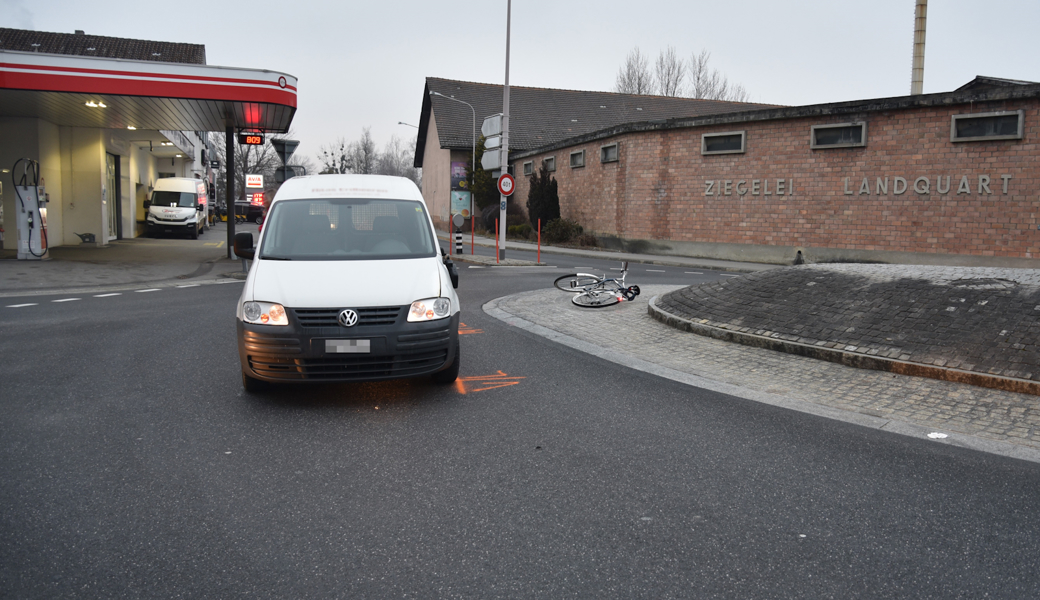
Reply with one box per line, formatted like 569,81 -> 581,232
508,223 -> 533,239
575,232 -> 599,247
526,163 -> 560,228
543,218 -> 584,244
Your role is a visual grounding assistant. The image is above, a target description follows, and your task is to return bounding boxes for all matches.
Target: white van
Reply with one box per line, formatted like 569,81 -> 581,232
233,174 -> 460,391
144,177 -> 207,239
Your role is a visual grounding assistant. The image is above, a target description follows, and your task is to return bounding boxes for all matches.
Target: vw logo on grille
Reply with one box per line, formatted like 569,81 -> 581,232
337,309 -> 359,327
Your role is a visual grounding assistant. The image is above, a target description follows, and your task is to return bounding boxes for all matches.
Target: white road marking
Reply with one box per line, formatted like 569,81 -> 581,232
685,271 -> 703,275
52,298 -> 80,303
646,269 -> 666,273
721,274 -> 740,277
135,289 -> 161,293
609,268 -> 623,271
94,293 -> 122,297
6,303 -> 38,308
176,284 -> 200,288
468,266 -> 485,269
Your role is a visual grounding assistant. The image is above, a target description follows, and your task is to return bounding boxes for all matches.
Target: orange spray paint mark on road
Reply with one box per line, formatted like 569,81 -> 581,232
459,322 -> 484,335
455,370 -> 525,394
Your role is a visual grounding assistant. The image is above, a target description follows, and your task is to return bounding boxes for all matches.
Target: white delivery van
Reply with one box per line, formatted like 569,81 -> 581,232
144,177 -> 208,239
233,174 -> 460,391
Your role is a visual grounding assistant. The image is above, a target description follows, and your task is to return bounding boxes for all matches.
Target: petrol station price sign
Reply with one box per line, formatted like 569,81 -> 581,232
238,132 -> 265,145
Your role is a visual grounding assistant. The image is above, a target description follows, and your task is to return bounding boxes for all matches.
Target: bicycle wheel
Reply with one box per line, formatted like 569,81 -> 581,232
572,290 -> 621,308
554,274 -> 600,292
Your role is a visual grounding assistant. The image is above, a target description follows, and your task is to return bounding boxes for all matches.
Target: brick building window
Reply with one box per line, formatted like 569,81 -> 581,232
951,110 -> 1024,142
543,156 -> 556,172
600,143 -> 618,163
702,131 -> 746,155
523,161 -> 533,176
810,122 -> 866,149
570,150 -> 585,168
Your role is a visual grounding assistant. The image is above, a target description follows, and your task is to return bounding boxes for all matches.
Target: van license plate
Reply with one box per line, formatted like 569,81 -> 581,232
326,339 -> 370,354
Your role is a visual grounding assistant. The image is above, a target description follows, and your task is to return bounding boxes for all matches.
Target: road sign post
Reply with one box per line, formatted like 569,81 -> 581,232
499,0 -> 512,261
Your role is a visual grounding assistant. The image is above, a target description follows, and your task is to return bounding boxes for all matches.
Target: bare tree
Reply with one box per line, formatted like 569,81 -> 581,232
374,134 -> 421,187
654,46 -> 686,97
319,137 -> 351,174
287,153 -> 317,178
348,127 -> 378,175
687,49 -> 749,102
319,127 -> 378,175
614,47 -> 655,95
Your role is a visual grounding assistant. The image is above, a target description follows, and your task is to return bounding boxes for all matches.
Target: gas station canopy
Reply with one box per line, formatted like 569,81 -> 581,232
0,49 -> 297,132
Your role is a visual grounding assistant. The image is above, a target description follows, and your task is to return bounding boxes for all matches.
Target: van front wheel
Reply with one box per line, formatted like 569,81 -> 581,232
431,344 -> 460,384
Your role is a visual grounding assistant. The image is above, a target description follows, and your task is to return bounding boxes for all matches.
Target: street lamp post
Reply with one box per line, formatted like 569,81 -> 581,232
397,121 -> 419,128
429,91 -> 475,252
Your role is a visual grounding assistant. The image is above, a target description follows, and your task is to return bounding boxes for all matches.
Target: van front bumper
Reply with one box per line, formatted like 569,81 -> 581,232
238,312 -> 459,383
146,218 -> 196,236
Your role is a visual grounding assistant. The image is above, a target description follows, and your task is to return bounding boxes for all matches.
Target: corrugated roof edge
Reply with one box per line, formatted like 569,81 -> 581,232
509,82 -> 1040,161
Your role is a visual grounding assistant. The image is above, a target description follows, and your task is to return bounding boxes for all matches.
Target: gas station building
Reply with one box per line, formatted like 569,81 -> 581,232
0,28 -> 297,255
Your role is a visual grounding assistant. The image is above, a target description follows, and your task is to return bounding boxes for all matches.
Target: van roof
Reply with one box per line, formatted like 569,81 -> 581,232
271,174 -> 424,204
155,177 -> 202,183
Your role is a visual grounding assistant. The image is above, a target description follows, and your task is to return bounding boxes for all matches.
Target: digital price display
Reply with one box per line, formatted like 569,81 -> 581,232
251,193 -> 265,205
238,132 -> 265,145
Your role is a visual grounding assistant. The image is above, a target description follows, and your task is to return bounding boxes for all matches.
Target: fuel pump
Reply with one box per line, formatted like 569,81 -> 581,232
12,158 -> 48,260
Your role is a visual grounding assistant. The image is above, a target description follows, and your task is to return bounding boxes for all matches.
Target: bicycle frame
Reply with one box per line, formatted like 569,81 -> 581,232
571,262 -> 630,302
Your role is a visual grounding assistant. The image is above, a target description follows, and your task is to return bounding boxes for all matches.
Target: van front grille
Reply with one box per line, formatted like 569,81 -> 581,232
293,306 -> 403,328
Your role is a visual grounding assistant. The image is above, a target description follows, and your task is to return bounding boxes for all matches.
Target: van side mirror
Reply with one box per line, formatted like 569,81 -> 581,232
143,200 -> 150,208
443,255 -> 459,289
196,204 -> 204,212
234,232 -> 255,260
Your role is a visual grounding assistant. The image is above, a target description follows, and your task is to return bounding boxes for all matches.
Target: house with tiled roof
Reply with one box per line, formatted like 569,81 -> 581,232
0,27 -> 206,63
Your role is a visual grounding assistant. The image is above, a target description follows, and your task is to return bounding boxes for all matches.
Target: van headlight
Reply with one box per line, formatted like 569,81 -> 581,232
408,297 -> 451,322
243,301 -> 288,326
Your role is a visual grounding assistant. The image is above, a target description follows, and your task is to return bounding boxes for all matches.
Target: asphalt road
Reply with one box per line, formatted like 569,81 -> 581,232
2,253 -> 1040,598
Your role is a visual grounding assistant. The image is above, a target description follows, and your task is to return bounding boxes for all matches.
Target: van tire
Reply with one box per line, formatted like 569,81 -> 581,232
191,225 -> 199,240
242,371 -> 268,392
431,344 -> 460,384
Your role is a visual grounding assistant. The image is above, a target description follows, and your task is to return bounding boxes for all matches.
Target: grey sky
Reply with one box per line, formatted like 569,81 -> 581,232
4,0 -> 1039,165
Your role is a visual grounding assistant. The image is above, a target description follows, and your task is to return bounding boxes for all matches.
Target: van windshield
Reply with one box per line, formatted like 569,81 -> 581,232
258,198 -> 438,260
151,191 -> 197,208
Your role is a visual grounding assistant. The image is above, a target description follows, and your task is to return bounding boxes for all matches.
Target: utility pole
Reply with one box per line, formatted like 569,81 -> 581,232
498,0 -> 511,261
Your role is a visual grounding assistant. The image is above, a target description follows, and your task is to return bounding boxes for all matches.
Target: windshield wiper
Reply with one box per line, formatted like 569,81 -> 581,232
260,255 -> 292,261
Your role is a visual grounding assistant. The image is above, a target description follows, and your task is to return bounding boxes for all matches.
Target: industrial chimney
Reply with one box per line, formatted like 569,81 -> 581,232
911,0 -> 927,95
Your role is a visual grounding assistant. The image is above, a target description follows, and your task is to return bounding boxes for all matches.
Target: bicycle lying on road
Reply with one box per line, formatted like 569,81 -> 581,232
554,261 -> 641,308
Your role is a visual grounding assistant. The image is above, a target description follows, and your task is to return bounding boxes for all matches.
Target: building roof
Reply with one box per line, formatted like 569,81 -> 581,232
0,27 -> 206,64
415,77 -> 776,167
505,77 -> 1040,161
955,75 -> 1040,92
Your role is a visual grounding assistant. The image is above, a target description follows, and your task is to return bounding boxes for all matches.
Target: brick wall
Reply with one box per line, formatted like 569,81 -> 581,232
510,99 -> 1040,262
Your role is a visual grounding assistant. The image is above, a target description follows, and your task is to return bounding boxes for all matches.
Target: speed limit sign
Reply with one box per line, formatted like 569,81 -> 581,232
497,173 -> 515,196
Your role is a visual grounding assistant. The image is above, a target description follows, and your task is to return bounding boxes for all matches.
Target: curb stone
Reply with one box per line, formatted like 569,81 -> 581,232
647,296 -> 1040,397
